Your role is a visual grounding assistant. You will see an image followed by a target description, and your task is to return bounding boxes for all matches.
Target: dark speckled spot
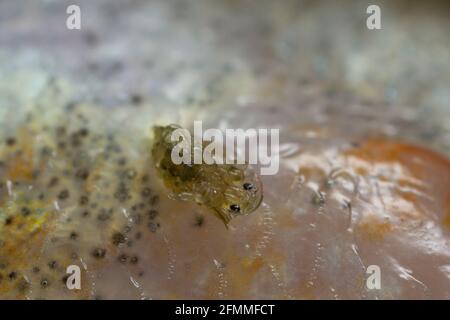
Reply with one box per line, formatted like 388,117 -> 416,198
97,211 -> 110,221
40,278 -> 49,288
48,177 -> 59,188
8,271 -> 17,280
48,260 -> 58,270
92,248 -> 106,259
62,274 -> 69,285
131,94 -> 142,105
21,207 -> 31,216
148,222 -> 160,232
118,254 -> 128,264
114,183 -> 130,202
195,215 -> 205,227
79,128 -> 89,137
5,137 -> 16,146
5,216 -> 13,226
58,189 -> 70,200
79,195 -> 89,206
150,195 -> 160,206
130,256 -> 139,264
112,232 -> 126,246
147,210 -> 158,220
75,168 -> 90,180
141,188 -> 151,197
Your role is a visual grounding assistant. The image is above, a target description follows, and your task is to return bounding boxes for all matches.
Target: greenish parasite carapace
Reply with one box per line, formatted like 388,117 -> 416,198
151,124 -> 263,226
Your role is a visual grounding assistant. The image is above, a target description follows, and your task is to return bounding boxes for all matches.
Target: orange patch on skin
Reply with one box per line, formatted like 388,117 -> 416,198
346,138 -> 450,228
224,255 -> 265,298
201,254 -> 261,299
354,166 -> 368,176
345,138 -> 450,180
299,166 -> 326,182
445,196 -> 450,229
357,215 -> 393,240
398,190 -> 417,204
276,207 -> 300,229
241,256 -> 264,272
202,250 -> 286,299
444,213 -> 450,229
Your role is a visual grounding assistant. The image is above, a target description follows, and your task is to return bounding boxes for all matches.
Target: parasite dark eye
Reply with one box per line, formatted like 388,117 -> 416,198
230,204 -> 241,213
243,183 -> 254,191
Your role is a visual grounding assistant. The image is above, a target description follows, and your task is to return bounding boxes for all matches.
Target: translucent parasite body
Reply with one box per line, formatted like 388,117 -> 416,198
151,124 -> 263,226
